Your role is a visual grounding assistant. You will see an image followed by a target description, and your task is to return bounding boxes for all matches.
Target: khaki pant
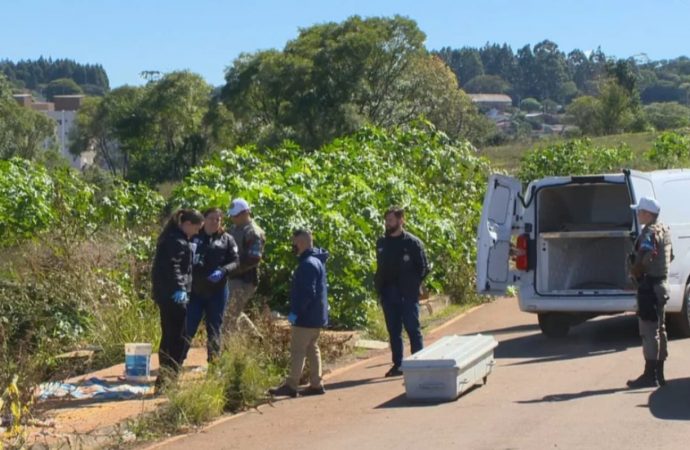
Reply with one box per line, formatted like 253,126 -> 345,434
224,280 -> 261,336
639,302 -> 668,361
286,326 -> 322,390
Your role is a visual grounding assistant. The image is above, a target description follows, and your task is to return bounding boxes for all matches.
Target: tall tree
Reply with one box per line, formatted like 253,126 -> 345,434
435,47 -> 484,86
222,16 -> 489,149
71,72 -> 213,183
0,75 -> 56,160
479,43 -> 516,83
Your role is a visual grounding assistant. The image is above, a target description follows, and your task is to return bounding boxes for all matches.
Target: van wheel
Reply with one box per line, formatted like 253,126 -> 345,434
538,313 -> 570,338
667,283 -> 690,338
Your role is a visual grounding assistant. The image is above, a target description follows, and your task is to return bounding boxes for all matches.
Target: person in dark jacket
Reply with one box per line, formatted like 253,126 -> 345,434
186,207 -> 240,363
151,209 -> 204,391
374,206 -> 429,378
269,229 -> 329,398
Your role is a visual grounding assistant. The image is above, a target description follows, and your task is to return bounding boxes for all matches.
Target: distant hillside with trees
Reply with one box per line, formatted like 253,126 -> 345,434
0,57 -> 110,97
435,42 -> 690,107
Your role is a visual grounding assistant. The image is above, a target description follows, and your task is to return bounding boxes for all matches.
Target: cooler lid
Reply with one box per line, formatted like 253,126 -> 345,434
400,334 -> 498,370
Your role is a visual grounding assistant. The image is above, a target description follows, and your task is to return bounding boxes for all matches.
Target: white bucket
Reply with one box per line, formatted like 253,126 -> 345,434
125,343 -> 152,382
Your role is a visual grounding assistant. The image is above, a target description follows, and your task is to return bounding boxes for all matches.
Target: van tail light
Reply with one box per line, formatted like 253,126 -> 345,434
514,234 -> 529,271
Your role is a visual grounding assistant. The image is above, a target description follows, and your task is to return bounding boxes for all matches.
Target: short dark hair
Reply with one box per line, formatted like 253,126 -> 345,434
292,228 -> 312,239
384,206 -> 405,219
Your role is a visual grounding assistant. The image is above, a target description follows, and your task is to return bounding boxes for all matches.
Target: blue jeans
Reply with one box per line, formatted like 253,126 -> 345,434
186,285 -> 229,362
381,285 -> 424,368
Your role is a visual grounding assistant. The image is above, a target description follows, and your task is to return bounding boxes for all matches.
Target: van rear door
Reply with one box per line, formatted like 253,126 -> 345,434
625,170 -> 656,235
476,174 -> 523,295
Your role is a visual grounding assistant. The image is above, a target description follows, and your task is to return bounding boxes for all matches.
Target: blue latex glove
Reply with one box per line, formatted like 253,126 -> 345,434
172,290 -> 188,304
287,312 -> 297,325
207,269 -> 224,283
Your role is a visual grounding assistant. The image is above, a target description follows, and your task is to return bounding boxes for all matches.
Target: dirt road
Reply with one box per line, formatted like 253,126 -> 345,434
157,298 -> 690,450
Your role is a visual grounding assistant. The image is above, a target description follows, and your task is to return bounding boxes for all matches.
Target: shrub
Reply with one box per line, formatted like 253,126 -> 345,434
520,98 -> 542,112
645,131 -> 690,169
518,139 -> 634,183
172,123 -> 490,328
0,158 -> 164,247
644,102 -> 690,131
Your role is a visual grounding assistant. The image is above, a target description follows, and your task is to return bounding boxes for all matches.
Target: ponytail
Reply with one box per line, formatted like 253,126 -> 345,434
159,208 -> 204,241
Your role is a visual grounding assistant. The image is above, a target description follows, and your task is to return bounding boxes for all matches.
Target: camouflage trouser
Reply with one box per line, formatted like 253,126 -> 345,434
638,282 -> 668,361
224,280 -> 262,337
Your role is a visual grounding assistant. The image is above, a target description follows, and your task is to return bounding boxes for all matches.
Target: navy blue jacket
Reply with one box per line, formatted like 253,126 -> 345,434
290,248 -> 329,328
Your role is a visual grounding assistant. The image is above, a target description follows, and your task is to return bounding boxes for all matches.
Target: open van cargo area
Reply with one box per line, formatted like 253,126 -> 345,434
536,182 -> 635,295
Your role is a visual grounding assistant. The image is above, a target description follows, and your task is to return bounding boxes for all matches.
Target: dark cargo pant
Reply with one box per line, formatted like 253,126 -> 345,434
637,280 -> 668,361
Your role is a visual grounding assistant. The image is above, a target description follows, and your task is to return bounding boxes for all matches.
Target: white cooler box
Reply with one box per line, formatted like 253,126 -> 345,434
400,334 -> 498,401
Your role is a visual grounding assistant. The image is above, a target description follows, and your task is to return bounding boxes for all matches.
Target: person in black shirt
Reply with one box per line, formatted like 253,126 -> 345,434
186,208 -> 240,363
374,206 -> 429,377
151,209 -> 204,391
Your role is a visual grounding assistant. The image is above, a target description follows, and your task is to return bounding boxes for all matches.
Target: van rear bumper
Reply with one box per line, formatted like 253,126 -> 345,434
518,296 -> 637,313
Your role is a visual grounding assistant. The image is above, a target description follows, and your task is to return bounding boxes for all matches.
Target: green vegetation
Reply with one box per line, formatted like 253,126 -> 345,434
482,131 -> 658,172
128,333 -> 285,441
5,14 -> 690,445
0,75 -> 56,160
0,158 -> 163,419
0,57 -> 109,96
484,130 -> 690,183
517,139 -> 633,183
69,71 -> 215,183
222,16 -> 492,150
437,43 -> 690,108
645,131 -> 690,169
172,123 -> 490,328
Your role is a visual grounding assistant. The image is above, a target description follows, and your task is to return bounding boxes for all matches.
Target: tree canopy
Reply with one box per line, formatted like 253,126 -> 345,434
222,15 -> 492,150
0,57 -> 109,96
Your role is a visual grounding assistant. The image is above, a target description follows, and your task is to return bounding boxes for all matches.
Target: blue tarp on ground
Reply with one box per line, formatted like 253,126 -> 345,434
36,377 -> 151,401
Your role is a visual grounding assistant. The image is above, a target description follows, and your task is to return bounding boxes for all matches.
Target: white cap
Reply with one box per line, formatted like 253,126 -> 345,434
227,198 -> 250,217
631,196 -> 660,215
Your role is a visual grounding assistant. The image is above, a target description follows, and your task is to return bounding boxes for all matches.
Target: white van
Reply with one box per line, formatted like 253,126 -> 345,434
476,169 -> 690,338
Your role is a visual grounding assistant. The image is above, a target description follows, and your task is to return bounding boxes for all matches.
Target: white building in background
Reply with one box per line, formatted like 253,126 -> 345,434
12,93 -> 95,169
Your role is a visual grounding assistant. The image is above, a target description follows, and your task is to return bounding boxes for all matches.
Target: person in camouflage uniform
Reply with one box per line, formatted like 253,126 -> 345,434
224,199 -> 266,336
627,197 -> 673,389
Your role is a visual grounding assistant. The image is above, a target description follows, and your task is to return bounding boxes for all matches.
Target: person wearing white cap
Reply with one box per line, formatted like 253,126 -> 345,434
627,196 -> 673,388
223,198 -> 266,335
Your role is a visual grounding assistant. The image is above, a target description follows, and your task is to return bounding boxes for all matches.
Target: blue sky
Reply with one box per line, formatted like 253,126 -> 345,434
2,0 -> 689,88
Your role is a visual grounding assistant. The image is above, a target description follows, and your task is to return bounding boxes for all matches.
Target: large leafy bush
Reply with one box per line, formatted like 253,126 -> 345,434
172,123 -> 490,328
645,131 -> 690,169
517,139 -> 633,183
0,158 -> 164,246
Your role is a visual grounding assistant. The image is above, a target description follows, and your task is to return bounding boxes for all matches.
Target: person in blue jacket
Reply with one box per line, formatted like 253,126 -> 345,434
269,229 -> 329,398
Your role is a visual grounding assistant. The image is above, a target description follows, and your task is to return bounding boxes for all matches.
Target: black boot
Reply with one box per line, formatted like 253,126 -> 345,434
627,360 -> 659,388
656,360 -> 666,386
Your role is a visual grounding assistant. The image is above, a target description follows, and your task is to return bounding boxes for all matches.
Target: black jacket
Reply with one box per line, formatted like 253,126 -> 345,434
191,229 -> 239,296
374,231 -> 429,300
152,226 -> 193,304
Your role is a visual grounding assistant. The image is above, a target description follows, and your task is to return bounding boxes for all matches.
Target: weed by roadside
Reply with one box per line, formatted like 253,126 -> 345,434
127,330 -> 285,443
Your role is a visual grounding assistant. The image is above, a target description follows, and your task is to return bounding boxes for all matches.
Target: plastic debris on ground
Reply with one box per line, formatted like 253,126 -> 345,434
35,377 -> 152,402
